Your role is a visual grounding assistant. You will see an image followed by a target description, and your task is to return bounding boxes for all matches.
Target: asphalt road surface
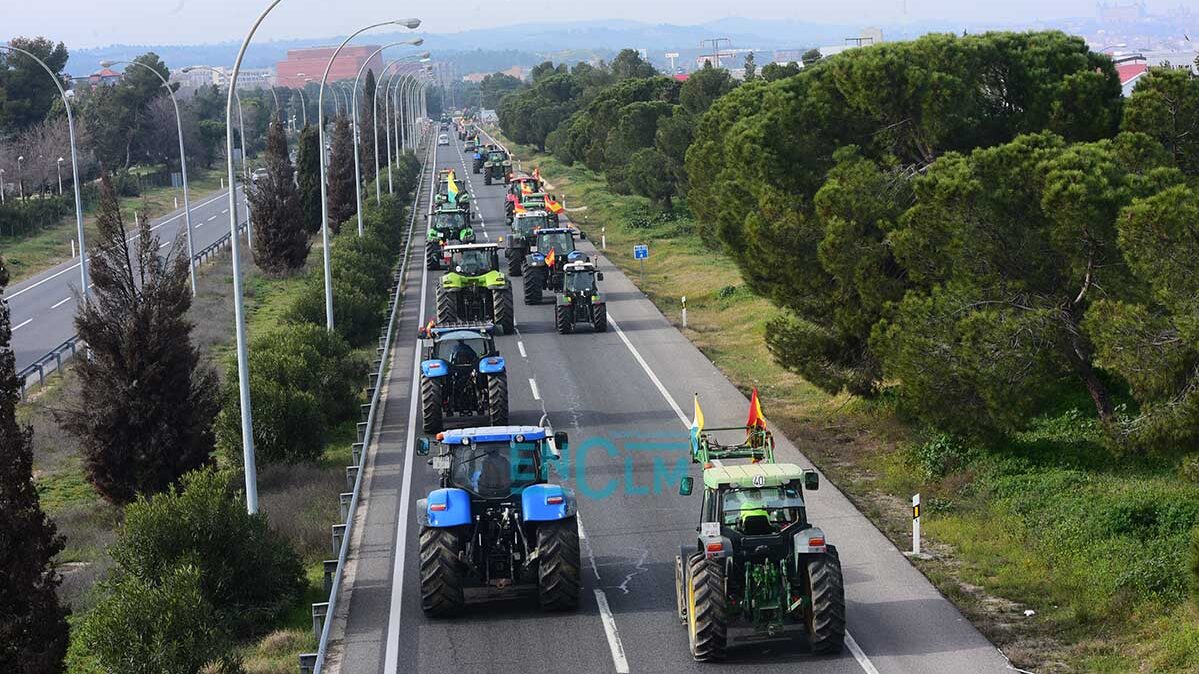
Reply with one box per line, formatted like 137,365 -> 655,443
3,185 -> 247,373
326,139 -> 1016,674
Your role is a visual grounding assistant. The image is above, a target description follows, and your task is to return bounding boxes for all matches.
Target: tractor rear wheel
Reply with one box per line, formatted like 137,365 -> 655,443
419,525 -> 466,617
555,304 -> 573,334
686,553 -> 727,661
436,288 -> 458,325
425,241 -> 441,270
591,303 -> 608,332
524,267 -> 545,305
507,248 -> 523,276
484,173 -> 492,185
537,517 -> 581,611
493,287 -> 515,334
804,545 -> 846,655
420,376 -> 443,434
486,373 -> 509,426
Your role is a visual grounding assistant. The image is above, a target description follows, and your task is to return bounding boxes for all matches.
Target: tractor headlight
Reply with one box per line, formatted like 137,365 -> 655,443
564,296 -> 573,303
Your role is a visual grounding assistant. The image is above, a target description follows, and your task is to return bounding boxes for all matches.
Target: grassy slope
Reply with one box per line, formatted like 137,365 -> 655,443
1,167 -> 224,284
497,132 -> 1199,673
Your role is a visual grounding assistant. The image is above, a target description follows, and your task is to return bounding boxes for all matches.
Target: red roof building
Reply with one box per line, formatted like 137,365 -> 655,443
1117,62 -> 1149,96
89,68 -> 121,86
275,45 -> 384,88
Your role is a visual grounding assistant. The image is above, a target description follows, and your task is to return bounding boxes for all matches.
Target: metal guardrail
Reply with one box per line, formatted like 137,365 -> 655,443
300,128 -> 434,674
15,219 -> 249,398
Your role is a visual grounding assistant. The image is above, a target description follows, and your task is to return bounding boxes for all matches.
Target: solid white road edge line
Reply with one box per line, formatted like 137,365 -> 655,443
604,311 -> 884,674
383,140 -> 436,674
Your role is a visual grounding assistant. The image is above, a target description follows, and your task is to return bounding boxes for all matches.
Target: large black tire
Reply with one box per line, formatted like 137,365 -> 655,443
493,287 -> 515,334
591,303 -> 608,333
420,376 -> 443,434
426,241 -> 441,270
686,554 -> 727,662
805,544 -> 846,655
537,518 -> 581,611
436,287 -> 459,325
507,248 -> 523,276
486,372 -> 509,426
484,173 -> 492,186
555,304 -> 573,334
674,551 -> 688,624
419,525 -> 467,617
523,267 -> 545,305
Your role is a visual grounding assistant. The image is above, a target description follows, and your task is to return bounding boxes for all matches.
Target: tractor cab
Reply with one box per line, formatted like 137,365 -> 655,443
554,261 -> 608,334
418,426 -> 567,499
436,244 -> 514,334
483,149 -> 512,185
444,242 -> 503,277
512,210 -> 551,237
522,228 -> 589,305
417,324 -> 509,433
426,207 -> 476,270
503,210 -> 552,276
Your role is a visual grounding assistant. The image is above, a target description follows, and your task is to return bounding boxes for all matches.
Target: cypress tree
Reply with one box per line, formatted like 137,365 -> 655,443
249,121 -> 310,274
361,69 -> 378,183
295,125 -> 322,234
326,116 -> 357,233
0,254 -> 70,674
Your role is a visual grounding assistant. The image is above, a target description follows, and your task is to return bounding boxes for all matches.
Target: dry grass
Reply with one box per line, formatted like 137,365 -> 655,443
258,462 -> 345,563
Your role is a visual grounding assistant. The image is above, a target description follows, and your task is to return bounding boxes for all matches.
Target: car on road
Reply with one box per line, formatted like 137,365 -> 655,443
250,167 -> 269,184
438,133 -> 450,146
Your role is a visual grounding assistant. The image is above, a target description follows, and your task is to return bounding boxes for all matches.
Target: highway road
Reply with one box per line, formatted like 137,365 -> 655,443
2,185 -> 247,374
326,138 -> 1016,674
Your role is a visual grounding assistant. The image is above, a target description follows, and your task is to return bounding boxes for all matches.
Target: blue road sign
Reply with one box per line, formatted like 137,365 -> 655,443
633,244 -> 649,260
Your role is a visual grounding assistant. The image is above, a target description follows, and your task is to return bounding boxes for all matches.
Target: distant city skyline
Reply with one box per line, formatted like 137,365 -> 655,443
8,1 -> 1197,49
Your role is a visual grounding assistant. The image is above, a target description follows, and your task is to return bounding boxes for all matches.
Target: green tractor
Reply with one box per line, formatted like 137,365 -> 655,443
675,463 -> 845,661
522,227 -> 589,305
436,243 -> 515,335
482,149 -> 512,185
433,174 -> 472,221
503,210 -> 552,276
555,262 -> 608,334
426,207 -> 476,270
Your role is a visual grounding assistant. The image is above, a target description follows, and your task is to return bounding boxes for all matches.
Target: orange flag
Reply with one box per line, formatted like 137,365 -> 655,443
545,196 -> 564,214
545,247 -> 557,268
746,387 -> 767,430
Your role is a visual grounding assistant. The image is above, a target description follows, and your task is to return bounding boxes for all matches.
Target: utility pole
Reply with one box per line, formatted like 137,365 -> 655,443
699,37 -> 731,69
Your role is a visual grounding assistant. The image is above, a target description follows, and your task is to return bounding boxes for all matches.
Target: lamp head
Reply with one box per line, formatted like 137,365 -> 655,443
406,38 -> 424,46
99,59 -> 117,68
419,52 -> 431,60
398,18 -> 422,29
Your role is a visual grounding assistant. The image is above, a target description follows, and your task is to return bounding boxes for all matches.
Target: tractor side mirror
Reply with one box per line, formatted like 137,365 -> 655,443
679,477 -> 694,496
804,470 -> 820,491
498,236 -> 505,243
455,266 -> 463,273
417,438 -> 431,456
553,431 -> 569,455
579,231 -> 587,240
597,272 -> 605,281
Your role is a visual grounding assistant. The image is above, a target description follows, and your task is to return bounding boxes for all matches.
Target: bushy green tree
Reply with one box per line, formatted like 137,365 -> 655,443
0,255 -> 69,674
761,61 -> 801,81
679,62 -> 736,116
1122,67 -> 1199,175
801,48 -> 822,67
249,121 -> 309,274
742,52 -> 757,80
61,173 -> 219,504
326,116 -> 356,232
0,37 -> 69,133
626,148 -> 676,209
498,73 -> 582,151
295,125 -> 322,234
610,49 -> 657,80
479,72 -> 525,109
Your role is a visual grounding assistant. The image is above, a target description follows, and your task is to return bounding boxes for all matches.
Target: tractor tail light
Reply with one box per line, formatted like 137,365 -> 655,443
808,536 -> 825,547
429,503 -> 447,512
705,542 -> 723,553
546,495 -> 565,505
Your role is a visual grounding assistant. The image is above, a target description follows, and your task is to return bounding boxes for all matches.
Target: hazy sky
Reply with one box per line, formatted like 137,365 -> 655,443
8,1 -> 1179,48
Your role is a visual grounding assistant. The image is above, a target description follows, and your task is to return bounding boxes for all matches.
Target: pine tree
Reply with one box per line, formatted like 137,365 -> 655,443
249,121 -> 310,274
326,116 -> 357,233
0,254 -> 70,674
295,125 -> 322,235
360,69 -> 378,183
60,173 -> 219,504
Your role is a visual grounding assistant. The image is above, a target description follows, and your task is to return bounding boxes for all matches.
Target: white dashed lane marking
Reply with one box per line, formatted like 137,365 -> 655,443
51,297 -> 71,309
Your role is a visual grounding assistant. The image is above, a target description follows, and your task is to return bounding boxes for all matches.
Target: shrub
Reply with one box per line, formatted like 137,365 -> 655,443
215,323 -> 364,464
908,432 -> 975,479
1191,526 -> 1199,604
110,468 -> 304,635
69,564 -> 226,674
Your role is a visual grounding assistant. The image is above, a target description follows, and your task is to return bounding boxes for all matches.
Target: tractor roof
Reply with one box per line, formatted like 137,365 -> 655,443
445,242 -> 499,251
512,175 -> 538,182
439,425 -> 548,444
524,192 -> 548,199
536,227 -> 577,235
515,210 -> 549,218
564,261 -> 596,272
702,463 -> 807,490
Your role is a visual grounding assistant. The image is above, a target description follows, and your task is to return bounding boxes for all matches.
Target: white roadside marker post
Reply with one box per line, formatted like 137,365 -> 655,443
681,296 -> 687,329
912,493 -> 921,555
602,226 -> 607,250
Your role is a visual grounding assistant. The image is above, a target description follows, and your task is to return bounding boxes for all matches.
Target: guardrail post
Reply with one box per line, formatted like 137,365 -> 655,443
344,466 -> 359,491
352,442 -> 364,466
298,653 -> 317,674
36,364 -> 45,387
359,403 -> 371,422
369,372 -> 379,391
331,524 -> 346,556
311,602 -> 329,641
323,559 -> 339,594
356,422 -> 368,443
339,492 -> 353,521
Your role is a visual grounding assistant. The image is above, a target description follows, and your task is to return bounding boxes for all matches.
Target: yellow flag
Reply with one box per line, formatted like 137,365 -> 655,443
692,393 -> 705,436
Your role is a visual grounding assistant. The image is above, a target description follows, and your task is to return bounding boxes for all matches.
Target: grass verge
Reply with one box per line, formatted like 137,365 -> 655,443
494,130 -> 1199,674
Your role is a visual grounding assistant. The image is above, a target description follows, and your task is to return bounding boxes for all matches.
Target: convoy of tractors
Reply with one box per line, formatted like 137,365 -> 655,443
413,117 -> 845,663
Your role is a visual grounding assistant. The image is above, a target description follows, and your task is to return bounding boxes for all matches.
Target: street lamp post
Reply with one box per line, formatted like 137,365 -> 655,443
1,44 -> 89,303
316,18 -> 422,331
103,59 -> 198,296
184,65 -> 254,249
380,66 -> 402,194
56,157 -> 63,195
17,155 -> 24,199
0,168 -> 5,204
295,75 -> 309,127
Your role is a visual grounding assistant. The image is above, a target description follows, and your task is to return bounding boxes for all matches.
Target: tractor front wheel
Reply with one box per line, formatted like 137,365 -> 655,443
425,241 -> 441,270
555,304 -> 573,334
686,553 -> 727,662
420,376 -> 444,434
436,288 -> 459,325
591,303 -> 608,332
537,517 -> 581,611
484,173 -> 492,186
493,287 -> 515,334
524,267 -> 545,305
804,545 -> 846,655
419,525 -> 466,617
487,373 -> 509,426
507,249 -> 523,276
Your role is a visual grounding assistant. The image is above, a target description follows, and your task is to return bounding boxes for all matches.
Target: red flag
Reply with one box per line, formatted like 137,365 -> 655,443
545,247 -> 557,268
746,387 -> 767,430
545,196 -> 564,214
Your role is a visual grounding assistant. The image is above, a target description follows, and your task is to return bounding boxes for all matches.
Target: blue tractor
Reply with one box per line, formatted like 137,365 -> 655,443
418,323 -> 509,433
416,426 -> 581,616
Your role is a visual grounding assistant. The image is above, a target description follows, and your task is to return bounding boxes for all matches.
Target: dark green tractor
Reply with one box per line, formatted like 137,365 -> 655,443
521,228 -> 588,305
482,149 -> 511,185
426,207 -> 476,270
503,210 -> 552,276
675,463 -> 845,661
555,262 -> 607,334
